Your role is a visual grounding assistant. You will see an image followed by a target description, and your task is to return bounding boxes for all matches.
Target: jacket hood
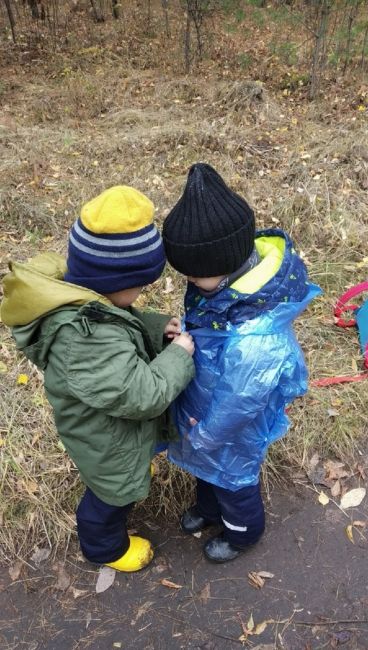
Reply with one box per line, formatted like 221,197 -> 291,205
1,252 -> 110,328
1,252 -> 112,370
184,229 -> 321,329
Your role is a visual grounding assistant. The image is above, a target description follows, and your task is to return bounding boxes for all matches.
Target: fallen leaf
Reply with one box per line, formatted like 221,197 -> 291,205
199,582 -> 211,603
9,560 -> 23,581
96,566 -> 116,593
17,373 -> 29,385
0,361 -> 8,373
352,520 -> 366,527
324,460 -> 349,481
247,613 -> 255,632
53,561 -> 71,590
248,571 -> 265,589
239,616 -> 276,641
356,464 -> 366,480
331,480 -> 341,497
160,578 -> 182,589
253,620 -> 269,635
162,277 -> 174,294
24,480 -> 39,495
71,587 -> 88,599
345,524 -> 355,544
327,409 -> 339,417
257,571 -> 274,579
318,491 -> 330,506
340,487 -> 366,509
130,600 -> 154,625
31,547 -> 51,567
112,643 -> 122,648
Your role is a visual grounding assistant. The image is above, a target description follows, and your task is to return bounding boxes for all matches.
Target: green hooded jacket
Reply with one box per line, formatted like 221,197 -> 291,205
1,253 -> 195,506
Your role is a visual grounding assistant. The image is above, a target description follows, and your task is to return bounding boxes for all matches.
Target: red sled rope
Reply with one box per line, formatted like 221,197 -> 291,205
311,281 -> 368,387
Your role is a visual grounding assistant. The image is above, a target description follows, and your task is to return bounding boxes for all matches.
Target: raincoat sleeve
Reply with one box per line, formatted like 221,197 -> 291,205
187,330 -> 306,452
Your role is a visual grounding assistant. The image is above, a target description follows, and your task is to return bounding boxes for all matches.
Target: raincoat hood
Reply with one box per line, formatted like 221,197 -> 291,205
184,229 -> 314,330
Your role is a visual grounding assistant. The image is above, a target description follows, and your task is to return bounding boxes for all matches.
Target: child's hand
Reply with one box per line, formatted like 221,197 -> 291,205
172,332 -> 195,356
164,317 -> 181,339
184,417 -> 198,440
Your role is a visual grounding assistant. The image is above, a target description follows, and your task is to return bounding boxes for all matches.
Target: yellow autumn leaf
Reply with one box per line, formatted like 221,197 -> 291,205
345,524 -> 355,544
253,620 -> 270,635
0,361 -> 8,373
357,105 -> 366,111
0,437 -> 5,447
318,491 -> 330,506
247,613 -> 254,632
17,374 -> 29,385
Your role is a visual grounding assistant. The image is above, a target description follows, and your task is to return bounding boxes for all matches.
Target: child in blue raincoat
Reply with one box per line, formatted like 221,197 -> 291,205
162,163 -> 321,563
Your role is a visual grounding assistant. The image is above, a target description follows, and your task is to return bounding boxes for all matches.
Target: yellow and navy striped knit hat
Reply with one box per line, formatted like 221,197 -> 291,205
64,186 -> 166,293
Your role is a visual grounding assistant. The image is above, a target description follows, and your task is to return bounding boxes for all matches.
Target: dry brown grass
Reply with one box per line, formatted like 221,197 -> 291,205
1,28 -> 368,562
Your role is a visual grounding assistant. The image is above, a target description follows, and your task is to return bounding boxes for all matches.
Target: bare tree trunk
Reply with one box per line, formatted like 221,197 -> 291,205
187,0 -> 206,61
184,7 -> 191,73
309,0 -> 331,99
161,0 -> 170,38
146,0 -> 152,32
28,0 -> 39,19
361,20 -> 368,70
90,0 -> 104,22
112,0 -> 120,19
3,0 -> 16,42
343,0 -> 360,74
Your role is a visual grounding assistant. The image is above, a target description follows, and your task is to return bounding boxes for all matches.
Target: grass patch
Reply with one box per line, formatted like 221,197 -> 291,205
0,46 -> 368,562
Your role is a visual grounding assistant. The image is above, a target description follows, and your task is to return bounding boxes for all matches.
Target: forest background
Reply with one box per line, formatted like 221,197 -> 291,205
0,0 -> 367,563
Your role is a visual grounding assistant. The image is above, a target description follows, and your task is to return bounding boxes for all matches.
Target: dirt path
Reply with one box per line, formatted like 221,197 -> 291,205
1,486 -> 367,650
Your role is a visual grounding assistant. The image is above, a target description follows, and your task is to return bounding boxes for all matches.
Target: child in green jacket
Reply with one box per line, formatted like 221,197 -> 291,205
1,185 -> 195,572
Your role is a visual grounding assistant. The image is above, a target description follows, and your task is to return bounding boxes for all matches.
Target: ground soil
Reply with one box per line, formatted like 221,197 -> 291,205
1,485 -> 367,650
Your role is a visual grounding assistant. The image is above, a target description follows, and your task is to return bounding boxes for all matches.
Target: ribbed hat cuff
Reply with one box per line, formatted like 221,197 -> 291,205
64,257 -> 165,293
164,229 -> 254,277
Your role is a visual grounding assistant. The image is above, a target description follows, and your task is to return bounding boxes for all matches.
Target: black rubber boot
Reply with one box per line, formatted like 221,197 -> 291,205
204,533 -> 244,563
181,506 -> 219,534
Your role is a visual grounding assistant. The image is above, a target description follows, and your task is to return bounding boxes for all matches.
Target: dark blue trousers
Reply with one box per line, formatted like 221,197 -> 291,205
196,478 -> 265,548
76,488 -> 134,564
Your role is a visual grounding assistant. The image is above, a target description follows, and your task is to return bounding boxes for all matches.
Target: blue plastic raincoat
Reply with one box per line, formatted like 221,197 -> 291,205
168,229 -> 321,490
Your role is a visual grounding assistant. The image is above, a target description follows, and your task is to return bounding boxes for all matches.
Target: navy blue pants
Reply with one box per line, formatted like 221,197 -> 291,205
195,478 -> 265,548
76,488 -> 134,564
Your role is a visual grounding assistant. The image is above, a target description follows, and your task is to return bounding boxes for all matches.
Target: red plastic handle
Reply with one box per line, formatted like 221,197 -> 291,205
334,282 -> 368,328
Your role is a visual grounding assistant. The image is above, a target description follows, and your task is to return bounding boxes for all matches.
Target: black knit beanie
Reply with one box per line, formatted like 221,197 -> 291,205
162,163 -> 255,277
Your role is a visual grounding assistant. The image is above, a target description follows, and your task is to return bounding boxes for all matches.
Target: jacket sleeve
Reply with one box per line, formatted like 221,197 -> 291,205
66,324 -> 195,420
130,308 -> 171,354
188,331 -> 305,451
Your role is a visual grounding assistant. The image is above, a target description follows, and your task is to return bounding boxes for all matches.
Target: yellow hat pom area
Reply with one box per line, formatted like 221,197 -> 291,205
81,185 -> 154,234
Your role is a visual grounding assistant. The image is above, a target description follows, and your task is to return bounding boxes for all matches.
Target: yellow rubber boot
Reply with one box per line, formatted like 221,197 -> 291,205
106,536 -> 153,572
